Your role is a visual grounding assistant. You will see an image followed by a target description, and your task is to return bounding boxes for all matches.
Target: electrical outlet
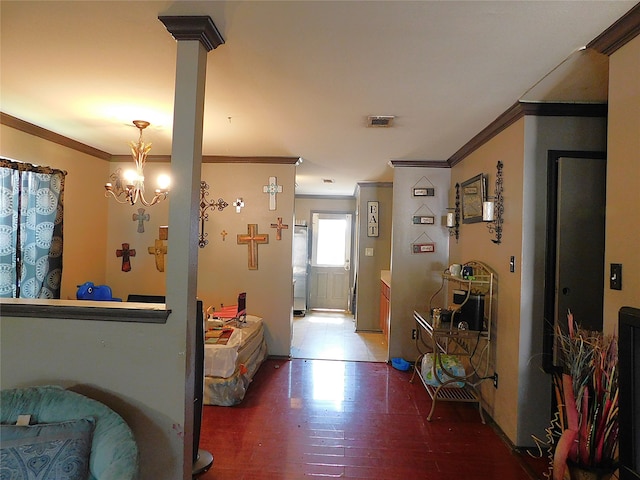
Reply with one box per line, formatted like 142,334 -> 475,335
412,329 -> 417,340
493,372 -> 499,389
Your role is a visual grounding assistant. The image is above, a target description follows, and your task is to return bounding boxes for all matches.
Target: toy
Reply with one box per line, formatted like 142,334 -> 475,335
76,282 -> 121,301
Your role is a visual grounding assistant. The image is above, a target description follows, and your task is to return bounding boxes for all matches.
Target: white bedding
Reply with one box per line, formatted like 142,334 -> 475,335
204,314 -> 263,378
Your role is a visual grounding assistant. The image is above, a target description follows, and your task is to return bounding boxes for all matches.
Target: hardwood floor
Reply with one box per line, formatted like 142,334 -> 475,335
198,358 -> 548,479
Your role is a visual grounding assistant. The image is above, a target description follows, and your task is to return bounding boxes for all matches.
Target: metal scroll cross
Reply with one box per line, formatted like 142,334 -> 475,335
270,217 -> 289,241
132,208 -> 150,233
148,226 -> 168,272
237,224 -> 269,270
116,243 -> 136,272
262,176 -> 282,211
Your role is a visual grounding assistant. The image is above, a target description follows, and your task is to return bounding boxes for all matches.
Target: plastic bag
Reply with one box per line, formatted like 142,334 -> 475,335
421,353 -> 465,388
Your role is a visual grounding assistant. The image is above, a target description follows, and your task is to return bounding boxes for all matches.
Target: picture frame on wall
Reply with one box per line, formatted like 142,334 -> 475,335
461,173 -> 486,224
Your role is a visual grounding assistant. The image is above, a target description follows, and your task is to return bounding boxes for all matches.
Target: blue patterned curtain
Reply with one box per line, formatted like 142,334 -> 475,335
0,158 -> 66,298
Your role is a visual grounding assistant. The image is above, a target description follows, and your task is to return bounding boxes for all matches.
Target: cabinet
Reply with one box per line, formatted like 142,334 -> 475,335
411,261 -> 496,423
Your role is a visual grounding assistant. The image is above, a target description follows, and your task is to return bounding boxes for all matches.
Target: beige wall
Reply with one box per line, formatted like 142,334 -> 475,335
389,166 -> 451,360
105,161 -> 296,357
604,34 -> 640,333
448,113 -> 608,446
0,124 -> 109,299
355,183 -> 393,332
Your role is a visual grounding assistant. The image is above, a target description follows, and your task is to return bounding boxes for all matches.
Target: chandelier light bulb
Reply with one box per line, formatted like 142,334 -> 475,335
104,120 -> 170,207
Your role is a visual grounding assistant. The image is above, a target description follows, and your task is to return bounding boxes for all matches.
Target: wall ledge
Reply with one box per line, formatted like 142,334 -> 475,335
0,299 -> 170,323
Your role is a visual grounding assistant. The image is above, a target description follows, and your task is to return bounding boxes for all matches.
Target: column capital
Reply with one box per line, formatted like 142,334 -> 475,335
159,16 -> 224,51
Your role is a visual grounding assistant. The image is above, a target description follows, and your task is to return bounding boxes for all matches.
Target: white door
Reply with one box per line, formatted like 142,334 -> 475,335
308,212 -> 352,310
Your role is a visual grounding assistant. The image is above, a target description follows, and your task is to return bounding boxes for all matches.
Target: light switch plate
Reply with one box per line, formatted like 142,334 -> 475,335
610,263 -> 622,290
365,248 -> 374,257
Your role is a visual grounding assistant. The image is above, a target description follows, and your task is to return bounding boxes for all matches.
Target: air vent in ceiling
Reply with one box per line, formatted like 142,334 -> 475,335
322,178 -> 335,184
367,115 -> 395,127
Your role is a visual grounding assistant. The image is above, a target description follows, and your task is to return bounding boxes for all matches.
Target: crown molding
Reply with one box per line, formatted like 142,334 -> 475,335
447,102 -> 607,166
1,112 -> 111,160
587,3 -> 640,55
158,16 -> 224,51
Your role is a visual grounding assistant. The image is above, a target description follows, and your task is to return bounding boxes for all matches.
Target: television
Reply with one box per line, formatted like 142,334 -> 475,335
619,306 -> 640,479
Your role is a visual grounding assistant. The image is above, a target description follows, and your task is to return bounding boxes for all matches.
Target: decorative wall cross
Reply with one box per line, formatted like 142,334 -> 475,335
233,198 -> 245,213
220,230 -> 228,241
270,217 -> 289,241
116,243 -> 136,272
263,176 -> 282,211
237,224 -> 268,270
148,226 -> 168,272
132,208 -> 150,233
199,181 -> 228,248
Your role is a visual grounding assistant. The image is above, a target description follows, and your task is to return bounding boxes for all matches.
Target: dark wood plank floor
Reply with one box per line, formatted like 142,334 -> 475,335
198,358 -> 547,479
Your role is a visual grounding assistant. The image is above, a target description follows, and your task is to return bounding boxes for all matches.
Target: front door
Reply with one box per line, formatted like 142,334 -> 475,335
308,212 -> 352,311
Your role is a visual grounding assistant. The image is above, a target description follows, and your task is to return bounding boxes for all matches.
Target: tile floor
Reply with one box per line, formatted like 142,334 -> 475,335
198,358 -> 548,480
291,310 -> 388,362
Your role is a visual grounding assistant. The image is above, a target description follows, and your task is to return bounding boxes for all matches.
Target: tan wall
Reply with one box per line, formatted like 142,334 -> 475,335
0,124 -> 109,299
355,183 -> 393,332
449,113 -> 608,446
604,34 -> 640,333
105,161 -> 296,357
389,166 -> 451,360
449,121 -> 525,443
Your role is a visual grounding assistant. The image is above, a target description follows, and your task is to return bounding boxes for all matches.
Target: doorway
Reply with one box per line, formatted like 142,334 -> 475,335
308,212 -> 353,311
543,150 -> 607,371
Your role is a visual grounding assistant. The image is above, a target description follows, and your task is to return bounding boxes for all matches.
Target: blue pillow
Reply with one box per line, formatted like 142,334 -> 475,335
0,418 -> 95,480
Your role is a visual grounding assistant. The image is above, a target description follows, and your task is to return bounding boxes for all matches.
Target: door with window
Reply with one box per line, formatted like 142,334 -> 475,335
308,212 -> 352,311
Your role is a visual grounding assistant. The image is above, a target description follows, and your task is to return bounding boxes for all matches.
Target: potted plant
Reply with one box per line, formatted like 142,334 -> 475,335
551,312 -> 619,480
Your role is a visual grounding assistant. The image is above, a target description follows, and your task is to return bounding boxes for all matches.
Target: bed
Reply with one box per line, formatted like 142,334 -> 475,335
203,314 -> 268,406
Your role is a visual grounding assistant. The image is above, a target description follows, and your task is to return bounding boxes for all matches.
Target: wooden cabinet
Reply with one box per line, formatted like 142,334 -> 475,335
379,279 -> 390,341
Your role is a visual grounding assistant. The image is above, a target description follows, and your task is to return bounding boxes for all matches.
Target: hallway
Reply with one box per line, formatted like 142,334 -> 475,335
199,358 -> 546,479
291,310 -> 387,362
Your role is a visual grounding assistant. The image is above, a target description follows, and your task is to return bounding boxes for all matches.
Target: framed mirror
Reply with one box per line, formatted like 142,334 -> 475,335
461,173 -> 486,224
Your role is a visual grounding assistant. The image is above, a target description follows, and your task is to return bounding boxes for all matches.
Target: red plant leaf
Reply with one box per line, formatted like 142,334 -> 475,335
553,428 -> 578,480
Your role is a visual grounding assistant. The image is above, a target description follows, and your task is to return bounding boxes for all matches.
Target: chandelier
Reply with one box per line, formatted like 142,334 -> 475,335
105,120 -> 170,207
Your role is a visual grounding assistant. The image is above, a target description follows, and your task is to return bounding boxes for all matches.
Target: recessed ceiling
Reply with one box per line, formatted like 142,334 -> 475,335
0,1 -> 635,195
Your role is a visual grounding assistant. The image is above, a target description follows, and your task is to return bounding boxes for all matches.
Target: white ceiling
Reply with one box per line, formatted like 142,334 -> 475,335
1,1 -> 635,196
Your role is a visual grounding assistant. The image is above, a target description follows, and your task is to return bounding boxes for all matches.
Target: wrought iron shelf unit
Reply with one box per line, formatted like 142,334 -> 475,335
410,261 -> 496,423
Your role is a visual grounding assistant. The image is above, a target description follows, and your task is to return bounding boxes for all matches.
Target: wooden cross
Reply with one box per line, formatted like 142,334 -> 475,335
132,208 -> 150,233
148,226 -> 168,272
237,224 -> 268,270
220,230 -> 228,241
116,243 -> 136,272
270,217 -> 289,241
263,176 -> 282,211
233,198 -> 245,213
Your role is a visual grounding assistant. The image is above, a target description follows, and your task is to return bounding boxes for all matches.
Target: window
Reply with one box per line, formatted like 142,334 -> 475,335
311,213 -> 351,267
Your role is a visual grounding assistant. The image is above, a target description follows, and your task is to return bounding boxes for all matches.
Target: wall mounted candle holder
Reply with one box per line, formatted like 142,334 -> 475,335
484,161 -> 503,244
447,183 -> 460,241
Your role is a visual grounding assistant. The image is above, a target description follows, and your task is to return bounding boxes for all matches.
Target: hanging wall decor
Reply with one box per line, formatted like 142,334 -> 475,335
233,198 -> 245,213
411,204 -> 436,225
412,176 -> 436,197
263,176 -> 282,210
410,232 -> 436,254
148,226 -> 168,272
270,217 -> 289,240
116,243 -> 136,272
220,230 -> 228,241
367,201 -> 379,237
199,181 -> 228,248
132,208 -> 150,233
237,224 -> 269,270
